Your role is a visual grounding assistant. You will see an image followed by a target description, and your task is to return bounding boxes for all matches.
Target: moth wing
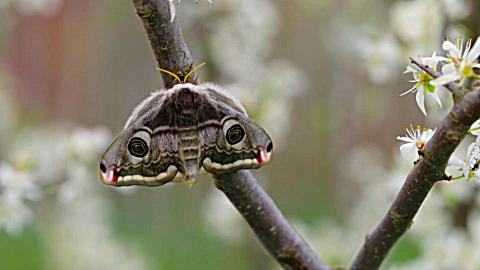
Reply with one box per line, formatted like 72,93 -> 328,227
197,85 -> 273,174
101,90 -> 184,187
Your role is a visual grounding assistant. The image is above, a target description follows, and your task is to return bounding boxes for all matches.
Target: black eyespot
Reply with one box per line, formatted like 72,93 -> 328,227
266,142 -> 273,153
226,124 -> 245,145
128,137 -> 149,158
100,161 -> 107,173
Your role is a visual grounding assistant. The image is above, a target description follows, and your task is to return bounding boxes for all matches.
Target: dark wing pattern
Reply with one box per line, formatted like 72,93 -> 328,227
100,90 -> 184,187
197,84 -> 273,174
99,83 -> 273,187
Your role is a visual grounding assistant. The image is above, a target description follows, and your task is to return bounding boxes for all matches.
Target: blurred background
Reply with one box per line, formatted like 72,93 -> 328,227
0,0 -> 479,269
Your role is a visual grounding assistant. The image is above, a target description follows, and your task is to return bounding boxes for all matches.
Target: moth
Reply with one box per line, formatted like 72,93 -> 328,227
99,82 -> 273,187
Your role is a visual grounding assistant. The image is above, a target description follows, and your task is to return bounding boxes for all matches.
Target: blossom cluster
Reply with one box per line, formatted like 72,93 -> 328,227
0,125 -> 111,234
402,38 -> 480,116
0,83 -> 151,269
397,121 -> 480,182
358,0 -> 470,85
398,37 -> 480,183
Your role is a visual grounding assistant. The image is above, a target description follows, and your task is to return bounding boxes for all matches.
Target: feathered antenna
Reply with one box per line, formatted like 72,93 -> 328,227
156,62 -> 206,85
183,62 -> 206,83
156,67 -> 181,83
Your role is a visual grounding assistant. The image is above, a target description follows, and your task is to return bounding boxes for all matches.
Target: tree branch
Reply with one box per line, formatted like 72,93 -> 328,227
131,1 -> 328,269
132,0 -> 198,87
214,171 -> 330,270
349,89 -> 480,270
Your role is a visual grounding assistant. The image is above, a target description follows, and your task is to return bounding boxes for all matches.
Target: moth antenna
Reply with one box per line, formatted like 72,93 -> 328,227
156,67 -> 181,84
183,62 -> 206,83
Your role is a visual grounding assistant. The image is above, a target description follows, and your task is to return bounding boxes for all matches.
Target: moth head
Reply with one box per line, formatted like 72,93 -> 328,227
222,117 -> 273,166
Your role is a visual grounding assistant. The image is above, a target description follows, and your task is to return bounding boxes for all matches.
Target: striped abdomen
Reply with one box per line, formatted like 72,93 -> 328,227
178,127 -> 200,180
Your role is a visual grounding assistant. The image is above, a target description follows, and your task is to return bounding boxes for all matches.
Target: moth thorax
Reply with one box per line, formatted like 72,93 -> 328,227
175,89 -> 196,115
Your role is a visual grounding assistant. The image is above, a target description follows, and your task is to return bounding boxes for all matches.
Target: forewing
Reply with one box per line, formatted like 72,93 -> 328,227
100,91 -> 183,187
197,85 -> 273,174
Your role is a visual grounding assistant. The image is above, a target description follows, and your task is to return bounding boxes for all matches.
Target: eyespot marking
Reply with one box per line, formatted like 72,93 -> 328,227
128,137 -> 149,158
226,124 -> 245,145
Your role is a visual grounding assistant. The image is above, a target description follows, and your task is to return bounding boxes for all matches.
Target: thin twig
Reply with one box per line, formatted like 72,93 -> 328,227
130,1 -> 329,269
348,89 -> 480,270
409,57 -> 442,78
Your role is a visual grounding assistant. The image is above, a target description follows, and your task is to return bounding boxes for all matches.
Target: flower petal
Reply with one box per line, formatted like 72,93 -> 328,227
443,40 -> 461,58
467,142 -> 480,168
400,86 -> 417,96
422,51 -> 447,68
400,143 -> 418,161
473,171 -> 480,182
397,136 -> 415,143
428,90 -> 443,108
442,63 -> 457,74
425,128 -> 436,141
430,73 -> 460,86
404,65 -> 417,74
416,88 -> 427,116
470,119 -> 480,136
448,155 -> 466,167
168,0 -> 176,22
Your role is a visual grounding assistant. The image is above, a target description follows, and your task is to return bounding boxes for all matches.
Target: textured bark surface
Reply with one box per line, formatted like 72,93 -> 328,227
132,0 -> 198,87
349,89 -> 480,270
215,171 -> 330,270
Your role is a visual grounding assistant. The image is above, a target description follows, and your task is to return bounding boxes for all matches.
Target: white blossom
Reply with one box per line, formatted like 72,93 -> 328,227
0,162 -> 41,234
401,52 -> 446,116
431,38 -> 480,86
397,125 -> 435,162
447,142 -> 480,182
